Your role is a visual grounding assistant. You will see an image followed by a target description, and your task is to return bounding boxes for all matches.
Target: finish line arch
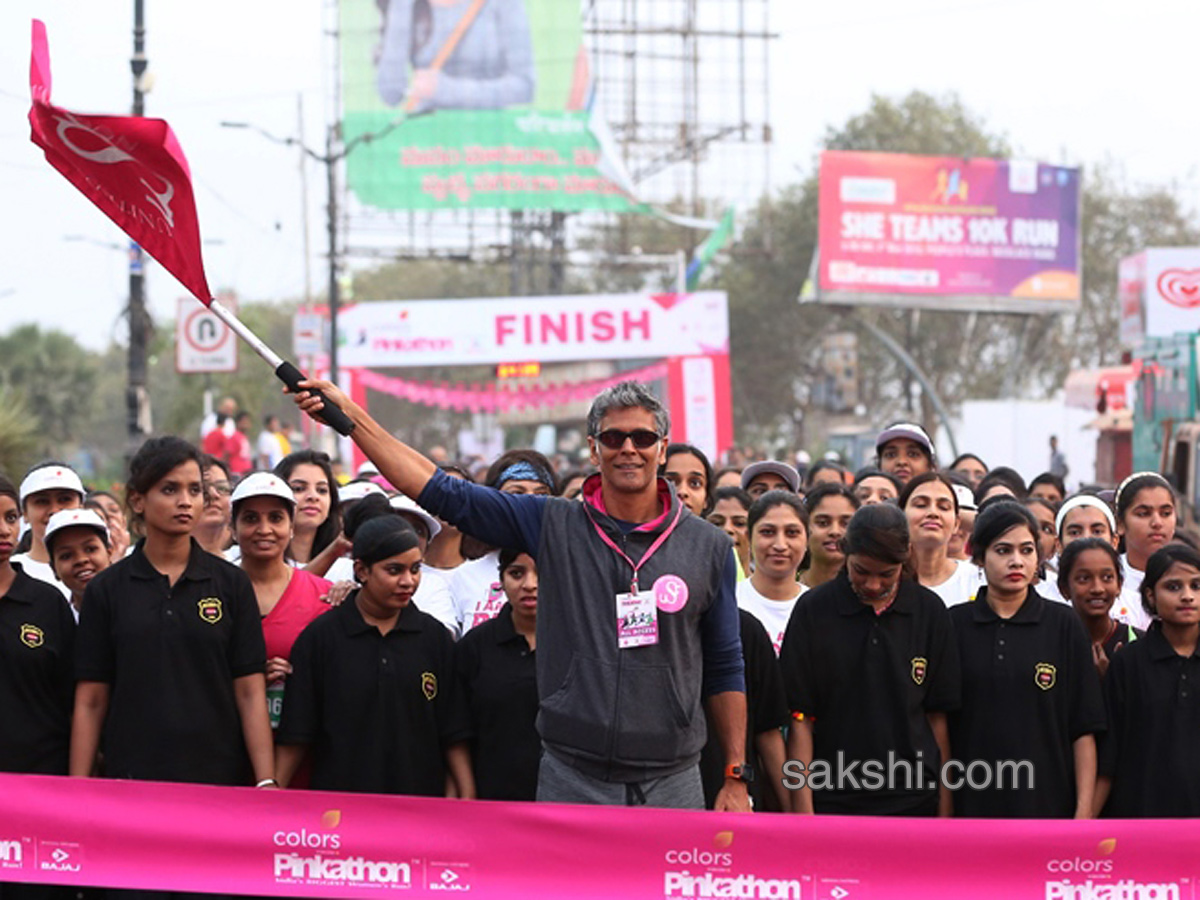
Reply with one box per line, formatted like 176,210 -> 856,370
329,292 -> 733,469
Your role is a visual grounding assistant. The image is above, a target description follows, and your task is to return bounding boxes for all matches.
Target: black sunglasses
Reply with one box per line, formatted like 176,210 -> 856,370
595,428 -> 662,450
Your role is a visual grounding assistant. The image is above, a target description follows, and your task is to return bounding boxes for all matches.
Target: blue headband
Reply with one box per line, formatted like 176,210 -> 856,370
497,461 -> 552,488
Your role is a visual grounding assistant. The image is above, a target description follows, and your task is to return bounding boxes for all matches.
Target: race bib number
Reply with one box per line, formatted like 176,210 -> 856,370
267,682 -> 285,729
615,590 -> 659,649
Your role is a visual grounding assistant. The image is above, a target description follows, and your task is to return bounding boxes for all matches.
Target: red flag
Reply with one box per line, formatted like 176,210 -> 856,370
28,19 -> 212,304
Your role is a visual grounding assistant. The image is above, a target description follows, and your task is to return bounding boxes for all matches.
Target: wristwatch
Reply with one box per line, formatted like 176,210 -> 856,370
724,763 -> 755,784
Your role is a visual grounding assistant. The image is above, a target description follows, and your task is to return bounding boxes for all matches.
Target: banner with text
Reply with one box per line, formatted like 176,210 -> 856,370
335,292 -> 729,368
2,774 -> 1198,899
812,151 -> 1081,313
339,0 -> 637,212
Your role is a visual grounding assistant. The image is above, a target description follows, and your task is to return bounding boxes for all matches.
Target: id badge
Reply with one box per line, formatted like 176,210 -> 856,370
615,590 -> 659,649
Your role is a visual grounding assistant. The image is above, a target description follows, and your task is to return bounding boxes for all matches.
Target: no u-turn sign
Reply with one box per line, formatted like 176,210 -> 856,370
176,296 -> 237,373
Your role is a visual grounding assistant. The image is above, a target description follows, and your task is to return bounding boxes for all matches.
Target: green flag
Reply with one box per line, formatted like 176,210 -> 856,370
685,208 -> 735,290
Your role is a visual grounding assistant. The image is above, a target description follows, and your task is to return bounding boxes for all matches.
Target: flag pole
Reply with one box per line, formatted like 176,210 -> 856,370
207,299 -> 356,436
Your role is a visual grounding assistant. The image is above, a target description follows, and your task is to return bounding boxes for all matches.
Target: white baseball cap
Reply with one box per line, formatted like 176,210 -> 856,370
952,483 -> 977,512
356,460 -> 380,478
339,481 -> 387,503
230,472 -> 296,509
45,508 -> 110,552
389,494 -> 442,541
876,423 -> 936,460
19,465 -> 85,506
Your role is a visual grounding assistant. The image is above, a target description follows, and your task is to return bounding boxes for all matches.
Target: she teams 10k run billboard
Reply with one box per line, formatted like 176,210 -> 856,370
813,151 -> 1081,313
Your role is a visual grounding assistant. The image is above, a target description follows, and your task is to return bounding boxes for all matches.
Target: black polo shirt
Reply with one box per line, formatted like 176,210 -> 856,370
948,588 -> 1105,818
700,609 -> 789,810
779,572 -> 960,815
1099,623 -> 1200,816
0,566 -> 75,774
1101,622 -> 1142,664
75,539 -> 265,785
278,593 -> 470,796
454,602 -> 540,801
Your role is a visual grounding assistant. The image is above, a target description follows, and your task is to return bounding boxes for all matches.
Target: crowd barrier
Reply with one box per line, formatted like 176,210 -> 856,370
0,773 -> 1193,898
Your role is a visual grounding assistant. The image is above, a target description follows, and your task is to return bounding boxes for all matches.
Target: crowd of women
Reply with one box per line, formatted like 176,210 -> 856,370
0,404 -> 1197,888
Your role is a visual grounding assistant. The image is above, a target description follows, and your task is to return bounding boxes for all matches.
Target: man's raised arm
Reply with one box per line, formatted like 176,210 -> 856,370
292,377 -> 437,499
292,377 -> 545,555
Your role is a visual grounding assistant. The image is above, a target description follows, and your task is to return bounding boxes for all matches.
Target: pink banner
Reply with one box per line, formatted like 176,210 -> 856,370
2,773 -> 1198,898
356,362 -> 669,413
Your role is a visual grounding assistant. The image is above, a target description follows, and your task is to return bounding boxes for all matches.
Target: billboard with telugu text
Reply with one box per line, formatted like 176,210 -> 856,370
811,151 -> 1081,313
339,0 -> 638,212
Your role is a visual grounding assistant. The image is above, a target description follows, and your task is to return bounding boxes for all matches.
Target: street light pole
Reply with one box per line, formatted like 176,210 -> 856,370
325,127 -> 340,388
127,0 -> 151,453
221,115 -> 407,393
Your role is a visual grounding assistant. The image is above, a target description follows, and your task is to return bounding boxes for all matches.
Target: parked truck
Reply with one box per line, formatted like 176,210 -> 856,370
1134,332 -> 1200,531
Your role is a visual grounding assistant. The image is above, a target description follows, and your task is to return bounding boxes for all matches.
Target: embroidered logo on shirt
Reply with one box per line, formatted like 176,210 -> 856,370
1035,662 -> 1057,691
197,598 -> 223,624
421,672 -> 438,701
911,656 -> 927,685
19,624 -> 44,648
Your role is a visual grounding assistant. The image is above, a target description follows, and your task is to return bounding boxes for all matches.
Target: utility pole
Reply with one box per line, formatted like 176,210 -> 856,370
127,0 -> 152,453
221,117 -> 408,391
325,127 -> 341,387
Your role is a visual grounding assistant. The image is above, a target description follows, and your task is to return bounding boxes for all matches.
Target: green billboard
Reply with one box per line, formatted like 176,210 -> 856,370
340,0 -> 638,212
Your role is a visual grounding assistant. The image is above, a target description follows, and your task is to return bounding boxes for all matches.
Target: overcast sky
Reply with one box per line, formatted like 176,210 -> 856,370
2,0 -> 1198,352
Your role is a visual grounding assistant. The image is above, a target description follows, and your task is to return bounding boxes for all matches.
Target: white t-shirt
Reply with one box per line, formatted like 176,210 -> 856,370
256,430 -> 284,468
451,551 -> 503,635
736,579 -> 806,656
1037,577 -> 1072,605
12,553 -> 71,602
926,559 -> 982,607
411,567 -> 459,638
325,555 -> 355,583
1037,554 -> 1069,604
1115,554 -> 1151,631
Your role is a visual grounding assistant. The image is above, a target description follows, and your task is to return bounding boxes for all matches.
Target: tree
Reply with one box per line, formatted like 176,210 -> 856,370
1057,165 -> 1200,374
0,325 -> 99,459
712,91 -> 1200,451
0,388 -> 40,478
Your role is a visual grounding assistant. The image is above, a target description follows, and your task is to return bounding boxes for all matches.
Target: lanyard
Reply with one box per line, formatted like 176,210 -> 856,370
587,501 -> 684,593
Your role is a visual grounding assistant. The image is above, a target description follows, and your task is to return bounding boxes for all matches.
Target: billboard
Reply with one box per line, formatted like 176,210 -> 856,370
339,0 -> 636,212
1119,247 -> 1200,346
335,291 -> 729,368
810,151 -> 1081,313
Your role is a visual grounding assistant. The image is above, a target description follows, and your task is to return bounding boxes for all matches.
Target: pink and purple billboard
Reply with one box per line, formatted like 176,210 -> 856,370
814,151 -> 1081,313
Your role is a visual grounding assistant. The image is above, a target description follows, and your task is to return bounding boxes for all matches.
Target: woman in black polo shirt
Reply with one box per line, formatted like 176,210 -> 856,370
948,501 -> 1105,818
455,547 -> 540,800
1058,538 -> 1139,679
71,437 -> 274,788
0,473 -> 76,777
276,515 -> 473,796
781,503 -> 960,816
1096,543 -> 1200,817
